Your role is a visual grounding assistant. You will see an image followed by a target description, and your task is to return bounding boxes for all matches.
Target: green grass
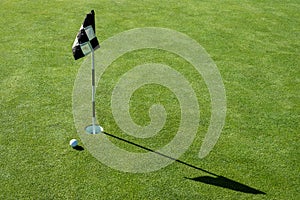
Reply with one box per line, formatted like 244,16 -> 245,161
1,0 -> 299,199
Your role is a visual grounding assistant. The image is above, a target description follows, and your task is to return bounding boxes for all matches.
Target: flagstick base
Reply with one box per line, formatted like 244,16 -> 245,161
85,125 -> 103,134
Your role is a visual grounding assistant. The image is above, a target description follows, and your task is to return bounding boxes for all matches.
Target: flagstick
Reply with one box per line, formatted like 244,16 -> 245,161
91,49 -> 96,134
73,10 -> 103,134
84,49 -> 103,134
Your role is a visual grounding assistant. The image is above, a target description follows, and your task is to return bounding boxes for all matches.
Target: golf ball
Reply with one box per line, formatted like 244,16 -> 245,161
69,139 -> 78,147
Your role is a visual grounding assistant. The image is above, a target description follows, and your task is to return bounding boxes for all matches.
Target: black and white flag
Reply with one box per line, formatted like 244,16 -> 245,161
72,10 -> 100,60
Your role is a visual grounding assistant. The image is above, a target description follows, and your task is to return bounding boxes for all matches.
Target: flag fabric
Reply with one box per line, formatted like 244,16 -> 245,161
72,10 -> 100,60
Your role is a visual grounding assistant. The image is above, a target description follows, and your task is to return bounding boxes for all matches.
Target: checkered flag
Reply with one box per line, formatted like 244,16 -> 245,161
72,10 -> 100,60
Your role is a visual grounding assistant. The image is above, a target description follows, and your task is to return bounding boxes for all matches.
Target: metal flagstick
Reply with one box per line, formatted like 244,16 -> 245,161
91,49 -> 96,134
85,48 -> 103,134
72,10 -> 103,134
83,10 -> 103,134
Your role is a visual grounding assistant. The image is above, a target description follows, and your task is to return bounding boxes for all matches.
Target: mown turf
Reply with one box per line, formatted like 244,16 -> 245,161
0,0 -> 299,199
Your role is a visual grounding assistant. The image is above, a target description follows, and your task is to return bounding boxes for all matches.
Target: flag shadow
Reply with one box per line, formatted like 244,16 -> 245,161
185,176 -> 266,194
103,131 -> 266,195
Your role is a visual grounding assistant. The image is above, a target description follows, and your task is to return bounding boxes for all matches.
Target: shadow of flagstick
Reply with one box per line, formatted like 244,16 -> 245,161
102,131 -> 266,195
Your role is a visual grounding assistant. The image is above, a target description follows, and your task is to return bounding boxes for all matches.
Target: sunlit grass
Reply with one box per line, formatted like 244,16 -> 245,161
0,0 -> 299,199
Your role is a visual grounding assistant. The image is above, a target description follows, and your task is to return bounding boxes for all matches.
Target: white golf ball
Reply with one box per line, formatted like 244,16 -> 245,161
69,139 -> 78,147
